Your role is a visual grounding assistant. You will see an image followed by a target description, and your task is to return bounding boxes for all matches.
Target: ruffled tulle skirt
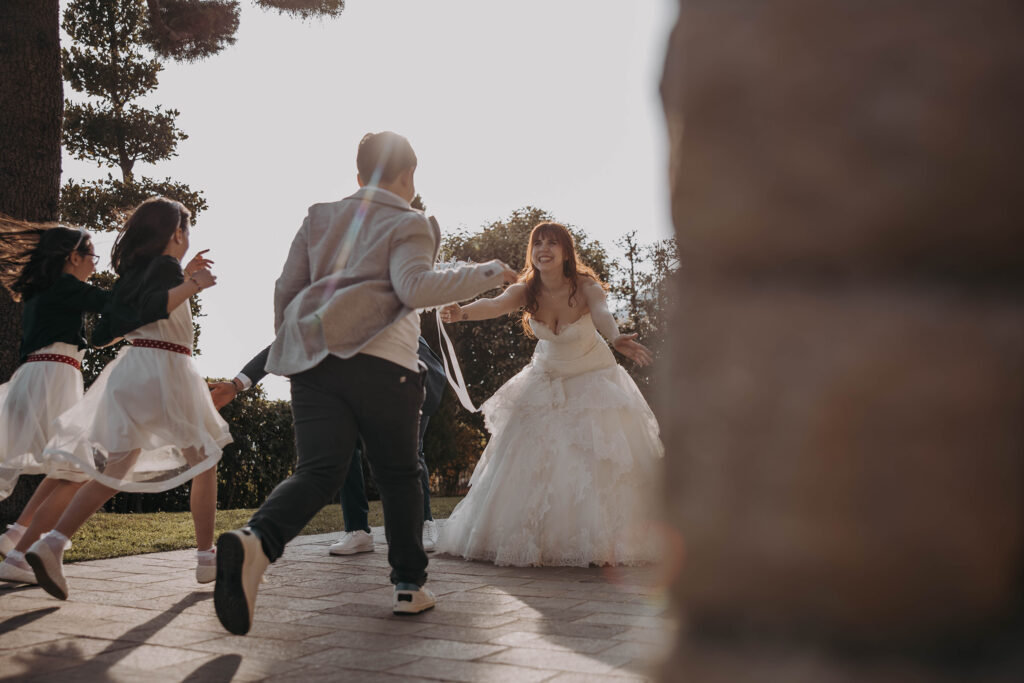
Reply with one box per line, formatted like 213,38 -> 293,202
43,344 -> 232,493
437,358 -> 664,567
0,343 -> 92,500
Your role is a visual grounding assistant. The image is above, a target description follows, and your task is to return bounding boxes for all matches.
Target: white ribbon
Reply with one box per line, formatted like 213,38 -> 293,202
436,308 -> 479,413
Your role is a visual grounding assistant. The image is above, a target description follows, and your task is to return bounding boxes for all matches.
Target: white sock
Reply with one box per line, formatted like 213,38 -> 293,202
197,548 -> 215,561
43,530 -> 70,554
3,550 -> 29,569
2,523 -> 25,541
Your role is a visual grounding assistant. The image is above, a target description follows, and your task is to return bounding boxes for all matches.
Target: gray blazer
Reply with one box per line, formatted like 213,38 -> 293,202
266,186 -> 504,377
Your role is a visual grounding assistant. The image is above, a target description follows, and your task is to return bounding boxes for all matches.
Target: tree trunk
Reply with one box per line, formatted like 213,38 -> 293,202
0,0 -> 63,523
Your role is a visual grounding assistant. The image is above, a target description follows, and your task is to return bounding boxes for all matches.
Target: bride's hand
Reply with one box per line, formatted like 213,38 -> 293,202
612,333 -> 653,367
440,303 -> 463,323
184,249 -> 213,276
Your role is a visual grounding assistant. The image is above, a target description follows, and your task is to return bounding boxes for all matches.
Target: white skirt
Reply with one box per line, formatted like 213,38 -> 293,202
0,343 -> 91,501
43,344 -> 232,493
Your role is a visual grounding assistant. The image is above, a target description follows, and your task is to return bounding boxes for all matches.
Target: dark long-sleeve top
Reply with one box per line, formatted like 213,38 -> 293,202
236,337 -> 447,418
91,255 -> 184,348
19,274 -> 110,362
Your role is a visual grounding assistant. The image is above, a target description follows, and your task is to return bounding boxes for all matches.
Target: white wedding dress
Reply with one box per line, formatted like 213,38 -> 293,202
437,313 -> 664,567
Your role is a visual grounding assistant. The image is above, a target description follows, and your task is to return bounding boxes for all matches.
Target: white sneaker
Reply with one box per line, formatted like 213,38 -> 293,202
0,553 -> 36,584
393,582 -> 436,615
328,530 -> 374,556
214,527 -> 270,635
422,520 -> 437,553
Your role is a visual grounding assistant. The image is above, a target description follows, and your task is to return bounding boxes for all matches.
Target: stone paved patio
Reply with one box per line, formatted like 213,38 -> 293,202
0,526 -> 674,681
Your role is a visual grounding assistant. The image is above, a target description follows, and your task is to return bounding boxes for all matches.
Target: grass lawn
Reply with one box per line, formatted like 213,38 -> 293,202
64,497 -> 463,563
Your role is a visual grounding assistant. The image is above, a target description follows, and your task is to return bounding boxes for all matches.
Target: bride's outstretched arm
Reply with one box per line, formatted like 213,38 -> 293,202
583,280 -> 654,367
440,283 -> 526,323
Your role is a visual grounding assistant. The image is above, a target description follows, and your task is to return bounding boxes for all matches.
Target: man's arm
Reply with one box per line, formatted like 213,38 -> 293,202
389,217 -> 513,309
237,345 -> 271,388
209,345 -> 271,409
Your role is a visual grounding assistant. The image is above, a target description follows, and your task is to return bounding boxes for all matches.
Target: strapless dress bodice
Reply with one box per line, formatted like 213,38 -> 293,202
529,313 -> 615,377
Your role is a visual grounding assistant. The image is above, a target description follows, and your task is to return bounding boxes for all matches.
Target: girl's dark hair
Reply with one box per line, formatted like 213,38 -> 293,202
0,214 -> 92,302
111,197 -> 190,275
520,221 -> 607,337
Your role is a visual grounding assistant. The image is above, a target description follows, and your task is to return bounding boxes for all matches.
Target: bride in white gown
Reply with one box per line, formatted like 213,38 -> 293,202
436,222 -> 663,567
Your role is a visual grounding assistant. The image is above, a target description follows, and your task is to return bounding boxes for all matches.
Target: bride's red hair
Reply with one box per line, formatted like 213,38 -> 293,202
520,222 -> 606,336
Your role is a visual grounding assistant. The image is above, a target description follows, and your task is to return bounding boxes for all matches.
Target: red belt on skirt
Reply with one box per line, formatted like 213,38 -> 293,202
130,339 -> 192,356
25,353 -> 82,370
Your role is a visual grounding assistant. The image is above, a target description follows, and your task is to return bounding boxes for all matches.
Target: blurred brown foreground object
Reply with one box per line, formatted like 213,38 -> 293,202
658,1 -> 1024,680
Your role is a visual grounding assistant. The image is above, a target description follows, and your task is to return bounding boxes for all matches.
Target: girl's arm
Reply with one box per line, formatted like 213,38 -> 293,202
440,283 -> 527,323
166,268 -> 214,313
136,260 -> 215,323
582,279 -> 653,367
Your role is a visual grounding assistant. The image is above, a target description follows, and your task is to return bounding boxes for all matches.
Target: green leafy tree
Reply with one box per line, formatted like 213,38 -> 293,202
609,233 -> 680,388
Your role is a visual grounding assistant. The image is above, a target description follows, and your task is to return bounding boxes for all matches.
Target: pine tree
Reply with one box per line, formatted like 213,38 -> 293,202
59,0 -> 208,389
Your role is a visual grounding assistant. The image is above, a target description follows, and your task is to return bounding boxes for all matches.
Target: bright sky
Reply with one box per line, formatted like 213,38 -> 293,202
63,0 -> 677,400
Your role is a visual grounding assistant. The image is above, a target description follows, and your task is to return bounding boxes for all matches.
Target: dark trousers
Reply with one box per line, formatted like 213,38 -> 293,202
247,354 -> 428,586
341,415 -> 434,533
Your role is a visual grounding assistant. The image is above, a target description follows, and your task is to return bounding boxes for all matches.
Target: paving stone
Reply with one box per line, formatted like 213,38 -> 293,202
490,630 -> 620,654
390,655 -> 556,682
161,652 -> 301,682
573,613 -> 674,629
546,672 -> 651,682
0,528 -> 676,680
256,583 -> 352,599
241,620 -> 334,641
612,625 -> 677,643
573,600 -> 667,617
500,618 -> 631,640
413,622 -> 521,644
295,645 -> 419,671
482,646 -> 632,674
252,594 -> 347,612
0,628 -> 64,651
392,636 -> 507,660
272,665 -> 439,683
28,660 -> 184,683
187,633 -> 327,659
599,639 -> 673,662
321,595 -> 396,614
502,606 -> 601,622
444,589 -> 524,605
302,627 -> 421,652
85,642 -> 212,670
408,609 -> 522,629
298,611 -> 432,635
26,635 -> 136,658
0,652 -> 82,680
